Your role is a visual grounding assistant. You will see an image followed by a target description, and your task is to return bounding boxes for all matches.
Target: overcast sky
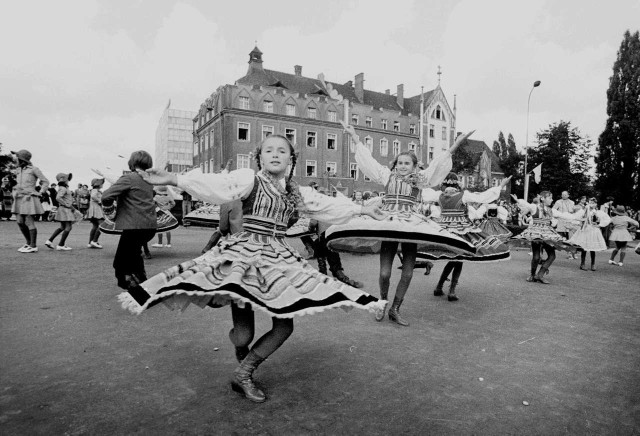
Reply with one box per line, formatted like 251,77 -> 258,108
1,0 -> 638,184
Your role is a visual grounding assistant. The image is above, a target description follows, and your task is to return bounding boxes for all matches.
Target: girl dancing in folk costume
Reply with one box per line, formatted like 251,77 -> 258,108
512,191 -> 583,284
119,135 -> 387,403
326,123 -> 477,326
420,174 -> 512,302
608,205 -> 639,267
44,173 -> 76,251
10,149 -> 49,253
86,178 -> 105,248
480,201 -> 513,241
568,198 -> 611,271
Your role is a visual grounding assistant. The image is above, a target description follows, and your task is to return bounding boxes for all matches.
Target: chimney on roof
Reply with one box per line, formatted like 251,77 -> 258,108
385,89 -> 390,95
397,84 -> 404,108
294,65 -> 302,76
355,73 -> 364,103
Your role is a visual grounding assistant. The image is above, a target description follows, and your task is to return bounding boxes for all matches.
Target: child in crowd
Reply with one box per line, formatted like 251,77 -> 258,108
101,151 -> 157,291
151,185 -> 176,248
45,173 -> 76,251
86,178 -> 105,248
608,205 -> 639,267
11,149 -> 49,253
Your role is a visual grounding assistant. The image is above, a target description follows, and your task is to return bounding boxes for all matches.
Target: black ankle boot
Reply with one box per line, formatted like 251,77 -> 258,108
535,267 -> 550,284
231,350 -> 266,403
388,298 -> 409,326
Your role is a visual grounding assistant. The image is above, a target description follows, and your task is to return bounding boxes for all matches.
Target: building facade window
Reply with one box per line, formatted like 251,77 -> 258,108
380,138 -> 389,157
429,124 -> 434,138
351,114 -> 359,125
285,128 -> 296,145
306,160 -> 317,177
307,131 -> 317,147
326,161 -> 337,176
263,100 -> 274,113
238,122 -> 250,141
365,116 -> 372,127
408,142 -> 416,152
428,147 -> 434,161
393,140 -> 400,156
349,163 -> 358,180
307,107 -> 317,119
364,136 -> 373,153
237,154 -> 251,169
409,124 -> 416,134
442,126 -> 447,140
262,125 -> 274,140
209,158 -> 214,173
286,103 -> 296,116
393,121 -> 400,132
381,119 -> 387,130
239,96 -> 250,109
328,110 -> 337,122
193,141 -> 199,156
205,160 -> 209,173
327,133 -> 337,150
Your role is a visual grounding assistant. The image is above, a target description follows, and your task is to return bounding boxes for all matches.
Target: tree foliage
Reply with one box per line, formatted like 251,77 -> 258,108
0,145 -> 16,180
595,30 -> 640,208
527,121 -> 594,200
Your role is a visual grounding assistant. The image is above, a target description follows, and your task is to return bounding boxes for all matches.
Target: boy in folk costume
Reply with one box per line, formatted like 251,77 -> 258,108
10,149 -> 49,253
512,191 -> 583,284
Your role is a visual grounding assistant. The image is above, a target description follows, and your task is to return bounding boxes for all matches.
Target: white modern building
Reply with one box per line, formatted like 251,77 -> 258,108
155,102 -> 197,172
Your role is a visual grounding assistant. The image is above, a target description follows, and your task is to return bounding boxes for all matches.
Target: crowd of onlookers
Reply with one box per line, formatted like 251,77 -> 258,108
1,176 -> 96,222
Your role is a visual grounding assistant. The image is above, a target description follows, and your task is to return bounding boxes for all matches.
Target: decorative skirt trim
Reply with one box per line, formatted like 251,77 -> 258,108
326,228 -> 476,255
416,231 -> 510,262
100,210 -> 178,235
118,283 -> 386,319
117,232 -> 385,319
511,222 -> 582,253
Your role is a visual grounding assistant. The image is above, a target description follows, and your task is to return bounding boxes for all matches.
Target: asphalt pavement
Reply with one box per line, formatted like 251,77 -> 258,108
1,220 -> 639,435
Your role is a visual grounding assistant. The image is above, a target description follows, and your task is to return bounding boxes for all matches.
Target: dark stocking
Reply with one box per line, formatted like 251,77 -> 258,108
378,241 -> 398,300
394,243 -> 417,301
251,318 -> 294,359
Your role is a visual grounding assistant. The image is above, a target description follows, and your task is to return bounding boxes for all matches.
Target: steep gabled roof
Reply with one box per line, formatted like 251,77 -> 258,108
460,139 -> 503,173
235,68 -> 434,116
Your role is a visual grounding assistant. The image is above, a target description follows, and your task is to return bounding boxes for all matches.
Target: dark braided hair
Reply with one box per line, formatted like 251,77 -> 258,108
253,134 -> 305,210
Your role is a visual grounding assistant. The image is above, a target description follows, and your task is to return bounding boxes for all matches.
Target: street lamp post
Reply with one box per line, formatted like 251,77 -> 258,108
523,80 -> 541,202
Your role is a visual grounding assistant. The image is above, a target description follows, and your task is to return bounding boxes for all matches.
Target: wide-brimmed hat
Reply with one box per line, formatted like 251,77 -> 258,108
612,205 -> 626,216
91,178 -> 105,188
11,149 -> 32,164
56,172 -> 73,183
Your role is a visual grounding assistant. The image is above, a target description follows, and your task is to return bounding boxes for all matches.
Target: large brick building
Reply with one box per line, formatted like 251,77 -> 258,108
192,46 -> 458,195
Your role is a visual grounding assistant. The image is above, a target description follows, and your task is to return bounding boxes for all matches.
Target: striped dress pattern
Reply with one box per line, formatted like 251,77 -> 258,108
417,192 -> 510,262
325,175 -> 476,255
118,174 -> 384,318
